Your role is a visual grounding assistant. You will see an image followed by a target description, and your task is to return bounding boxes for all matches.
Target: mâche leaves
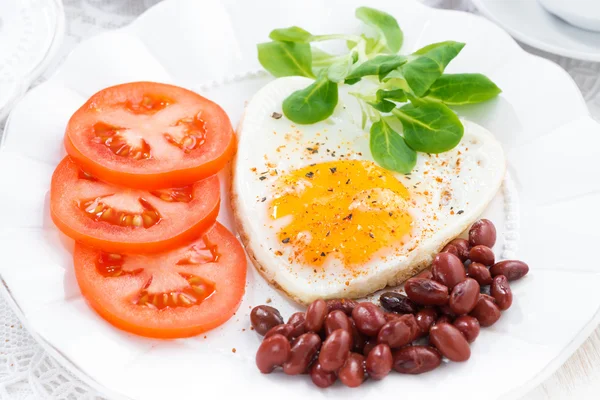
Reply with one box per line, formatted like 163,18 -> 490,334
377,88 -> 407,103
367,88 -> 408,112
327,55 -> 356,83
393,102 -> 464,153
370,119 -> 417,173
401,41 -> 465,96
347,34 -> 379,54
257,41 -> 314,78
368,99 -> 396,113
356,7 -> 403,53
425,73 -> 501,105
257,6 -> 500,174
282,75 -> 339,124
345,55 -> 407,83
269,26 -> 314,43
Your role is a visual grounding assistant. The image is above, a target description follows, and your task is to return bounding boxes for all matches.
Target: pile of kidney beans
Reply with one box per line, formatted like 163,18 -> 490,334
250,219 -> 529,388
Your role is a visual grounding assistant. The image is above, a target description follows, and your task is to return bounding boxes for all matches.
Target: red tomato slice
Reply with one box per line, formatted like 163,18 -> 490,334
74,223 -> 247,338
51,157 -> 219,253
65,82 -> 235,190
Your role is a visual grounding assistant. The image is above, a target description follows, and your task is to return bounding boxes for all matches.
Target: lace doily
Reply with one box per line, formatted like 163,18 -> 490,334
0,0 -> 599,399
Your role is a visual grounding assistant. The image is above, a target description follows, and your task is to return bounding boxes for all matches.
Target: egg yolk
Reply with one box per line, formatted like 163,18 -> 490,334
270,160 -> 413,267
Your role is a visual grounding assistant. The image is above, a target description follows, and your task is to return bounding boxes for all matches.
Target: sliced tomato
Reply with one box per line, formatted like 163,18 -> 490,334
65,82 -> 235,190
74,223 -> 247,338
51,157 -> 219,253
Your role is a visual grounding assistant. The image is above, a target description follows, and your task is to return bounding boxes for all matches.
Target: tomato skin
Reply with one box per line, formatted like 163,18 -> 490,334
64,133 -> 236,190
51,157 -> 220,253
65,82 -> 236,190
74,223 -> 247,338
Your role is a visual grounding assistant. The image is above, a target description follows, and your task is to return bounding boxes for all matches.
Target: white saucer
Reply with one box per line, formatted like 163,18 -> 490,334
539,0 -> 600,32
0,0 -> 64,121
472,0 -> 600,62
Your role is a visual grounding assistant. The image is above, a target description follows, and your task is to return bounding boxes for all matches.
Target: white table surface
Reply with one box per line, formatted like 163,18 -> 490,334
0,0 -> 599,398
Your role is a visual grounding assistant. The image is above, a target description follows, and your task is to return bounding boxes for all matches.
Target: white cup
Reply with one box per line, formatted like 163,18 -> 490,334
538,0 -> 600,32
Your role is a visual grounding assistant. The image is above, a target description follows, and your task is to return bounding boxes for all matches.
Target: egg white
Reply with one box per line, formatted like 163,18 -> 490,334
232,77 -> 505,304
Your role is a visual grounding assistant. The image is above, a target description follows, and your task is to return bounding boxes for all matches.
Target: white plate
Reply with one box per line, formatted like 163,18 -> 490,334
0,0 -> 64,120
472,0 -> 600,62
1,0 -> 600,399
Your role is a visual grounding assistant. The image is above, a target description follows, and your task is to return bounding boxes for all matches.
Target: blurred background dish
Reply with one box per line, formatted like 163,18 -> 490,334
538,0 -> 600,32
0,0 -> 64,121
472,0 -> 600,61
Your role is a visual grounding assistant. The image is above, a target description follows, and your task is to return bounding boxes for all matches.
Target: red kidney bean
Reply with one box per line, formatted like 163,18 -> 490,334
429,322 -> 471,362
490,260 -> 529,281
319,329 -> 352,372
352,302 -> 387,336
447,238 -> 471,261
324,310 -> 352,337
378,319 -> 413,348
468,262 -> 493,285
287,312 -> 306,338
415,269 -> 433,280
251,305 -> 284,336
399,314 -> 421,341
363,340 -> 376,356
438,304 -> 458,318
265,323 -> 295,340
366,343 -> 393,380
256,334 -> 291,373
338,353 -> 366,388
283,333 -> 322,375
310,360 -> 337,388
349,318 -> 366,352
326,298 -> 358,315
305,299 -> 327,332
480,293 -> 496,303
469,245 -> 495,266
453,316 -> 480,343
436,315 -> 452,325
471,295 -> 501,327
449,278 -> 481,315
491,275 -> 513,310
404,278 -> 449,306
432,252 -> 467,289
469,219 -> 496,248
384,312 -> 402,322
416,308 -> 438,334
441,243 -> 460,259
379,292 -> 419,314
393,345 -> 442,374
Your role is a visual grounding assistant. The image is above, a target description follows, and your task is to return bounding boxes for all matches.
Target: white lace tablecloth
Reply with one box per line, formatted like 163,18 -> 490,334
0,0 -> 599,399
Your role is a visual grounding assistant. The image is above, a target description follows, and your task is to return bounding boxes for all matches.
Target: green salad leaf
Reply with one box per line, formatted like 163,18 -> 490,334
356,7 -> 403,53
327,55 -> 356,82
425,73 -> 502,105
368,99 -> 396,113
401,41 -> 465,96
370,119 -> 417,174
376,88 -> 407,103
282,74 -> 339,124
347,34 -> 379,54
345,55 -> 407,83
257,41 -> 314,78
269,26 -> 314,43
393,102 -> 464,153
